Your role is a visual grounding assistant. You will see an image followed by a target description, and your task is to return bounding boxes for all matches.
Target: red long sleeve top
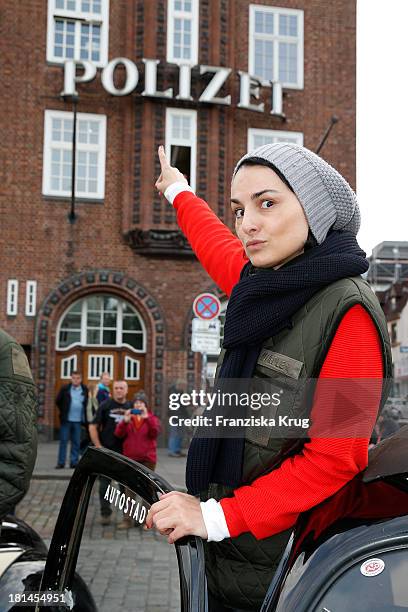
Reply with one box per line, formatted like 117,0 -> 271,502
173,191 -> 383,540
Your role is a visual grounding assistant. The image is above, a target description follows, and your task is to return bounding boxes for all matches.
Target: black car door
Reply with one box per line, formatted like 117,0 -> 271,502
38,446 -> 208,612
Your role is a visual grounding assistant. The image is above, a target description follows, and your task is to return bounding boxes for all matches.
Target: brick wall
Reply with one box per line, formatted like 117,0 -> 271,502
0,0 -> 356,436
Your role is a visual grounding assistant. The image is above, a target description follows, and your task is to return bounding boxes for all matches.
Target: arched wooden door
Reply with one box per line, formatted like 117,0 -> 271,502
54,294 -> 147,427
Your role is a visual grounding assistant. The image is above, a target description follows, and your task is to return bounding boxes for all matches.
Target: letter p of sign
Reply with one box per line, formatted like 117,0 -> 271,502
61,60 -> 97,97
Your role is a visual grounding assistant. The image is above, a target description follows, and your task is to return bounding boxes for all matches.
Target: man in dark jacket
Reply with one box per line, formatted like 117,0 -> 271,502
89,380 -> 132,524
55,371 -> 88,469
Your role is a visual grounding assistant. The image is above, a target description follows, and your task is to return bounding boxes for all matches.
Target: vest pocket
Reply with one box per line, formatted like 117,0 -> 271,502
245,369 -> 309,448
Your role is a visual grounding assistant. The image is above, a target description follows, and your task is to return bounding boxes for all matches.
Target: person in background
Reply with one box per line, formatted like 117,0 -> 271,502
79,383 -> 100,456
377,406 -> 401,442
86,383 -> 99,423
56,371 -> 88,469
115,390 -> 161,529
168,381 -> 187,457
96,372 -> 111,405
89,380 -> 132,525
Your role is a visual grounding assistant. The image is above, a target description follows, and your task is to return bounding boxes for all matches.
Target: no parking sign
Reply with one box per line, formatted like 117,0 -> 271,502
193,293 -> 221,320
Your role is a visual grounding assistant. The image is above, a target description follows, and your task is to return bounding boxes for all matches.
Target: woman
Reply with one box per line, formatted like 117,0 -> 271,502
146,143 -> 392,611
79,383 -> 99,456
86,383 -> 99,424
115,390 -> 160,471
115,390 -> 161,528
96,372 -> 111,404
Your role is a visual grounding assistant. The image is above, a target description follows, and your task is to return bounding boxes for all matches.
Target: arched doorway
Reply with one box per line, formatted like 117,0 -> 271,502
55,293 -> 147,422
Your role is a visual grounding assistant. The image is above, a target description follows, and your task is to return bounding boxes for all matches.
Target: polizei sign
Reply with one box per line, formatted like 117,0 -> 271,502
61,58 -> 284,116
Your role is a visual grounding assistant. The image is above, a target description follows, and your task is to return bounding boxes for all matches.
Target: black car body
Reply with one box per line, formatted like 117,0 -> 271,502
0,447 -> 207,612
0,516 -> 96,611
1,427 -> 407,611
262,427 -> 408,611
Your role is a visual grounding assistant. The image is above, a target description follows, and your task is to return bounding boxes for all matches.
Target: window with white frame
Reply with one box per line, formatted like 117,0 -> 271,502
25,281 -> 37,317
248,128 -> 303,152
47,0 -> 109,66
165,108 -> 197,191
167,0 -> 199,65
7,280 -> 18,316
57,295 -> 146,352
249,5 -> 304,89
61,354 -> 78,378
88,354 -> 114,379
43,110 -> 106,199
125,356 -> 140,381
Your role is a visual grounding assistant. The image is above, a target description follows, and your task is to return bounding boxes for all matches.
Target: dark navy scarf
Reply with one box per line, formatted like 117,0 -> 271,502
186,231 -> 369,495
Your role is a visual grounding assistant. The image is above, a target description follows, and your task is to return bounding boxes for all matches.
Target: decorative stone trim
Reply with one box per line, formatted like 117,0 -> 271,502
33,270 -> 166,422
135,0 -> 144,60
200,0 -> 210,64
125,228 -> 194,257
197,109 -> 209,200
218,108 -> 226,220
156,0 -> 166,60
220,0 -> 228,66
153,104 -> 166,226
133,100 -> 143,225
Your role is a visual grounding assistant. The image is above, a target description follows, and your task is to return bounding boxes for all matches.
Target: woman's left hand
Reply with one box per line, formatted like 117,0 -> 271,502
155,146 -> 189,195
145,491 -> 208,543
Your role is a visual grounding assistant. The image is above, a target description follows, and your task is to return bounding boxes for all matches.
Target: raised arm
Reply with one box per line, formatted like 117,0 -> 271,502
155,146 -> 248,297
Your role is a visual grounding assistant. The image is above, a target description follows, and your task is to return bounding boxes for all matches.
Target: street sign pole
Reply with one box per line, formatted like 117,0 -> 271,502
192,293 -> 221,391
201,352 -> 207,391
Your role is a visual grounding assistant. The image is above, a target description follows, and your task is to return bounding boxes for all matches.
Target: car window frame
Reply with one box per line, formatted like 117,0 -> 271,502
38,446 -> 207,612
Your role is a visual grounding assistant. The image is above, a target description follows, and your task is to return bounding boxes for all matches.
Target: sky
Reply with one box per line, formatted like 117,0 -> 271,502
357,0 -> 408,256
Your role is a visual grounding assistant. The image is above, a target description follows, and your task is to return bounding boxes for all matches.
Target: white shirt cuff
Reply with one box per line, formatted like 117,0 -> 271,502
200,498 -> 231,542
164,181 -> 194,205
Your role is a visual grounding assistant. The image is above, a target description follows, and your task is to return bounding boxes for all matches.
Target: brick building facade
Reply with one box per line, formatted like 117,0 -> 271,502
1,0 -> 356,438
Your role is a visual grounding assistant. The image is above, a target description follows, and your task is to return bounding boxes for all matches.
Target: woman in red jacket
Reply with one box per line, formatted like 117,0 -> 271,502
146,144 -> 389,611
115,390 -> 160,528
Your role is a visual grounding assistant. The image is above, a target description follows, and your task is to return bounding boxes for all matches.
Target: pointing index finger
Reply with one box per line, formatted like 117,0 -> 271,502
158,145 -> 170,169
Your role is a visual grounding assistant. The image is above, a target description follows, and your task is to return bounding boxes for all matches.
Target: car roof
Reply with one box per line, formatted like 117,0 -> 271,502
363,424 -> 408,483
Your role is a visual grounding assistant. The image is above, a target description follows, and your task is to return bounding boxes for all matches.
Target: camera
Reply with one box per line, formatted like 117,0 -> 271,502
131,408 -> 142,415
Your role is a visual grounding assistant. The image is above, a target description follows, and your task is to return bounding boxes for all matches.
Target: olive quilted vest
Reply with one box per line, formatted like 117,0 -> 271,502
202,276 -> 392,610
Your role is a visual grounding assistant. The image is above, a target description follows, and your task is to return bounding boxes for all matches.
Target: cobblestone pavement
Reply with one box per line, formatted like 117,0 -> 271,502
16,479 -> 181,612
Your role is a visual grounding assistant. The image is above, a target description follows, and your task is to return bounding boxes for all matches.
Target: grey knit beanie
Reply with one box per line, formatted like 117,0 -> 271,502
133,390 -> 148,406
233,142 -> 360,244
